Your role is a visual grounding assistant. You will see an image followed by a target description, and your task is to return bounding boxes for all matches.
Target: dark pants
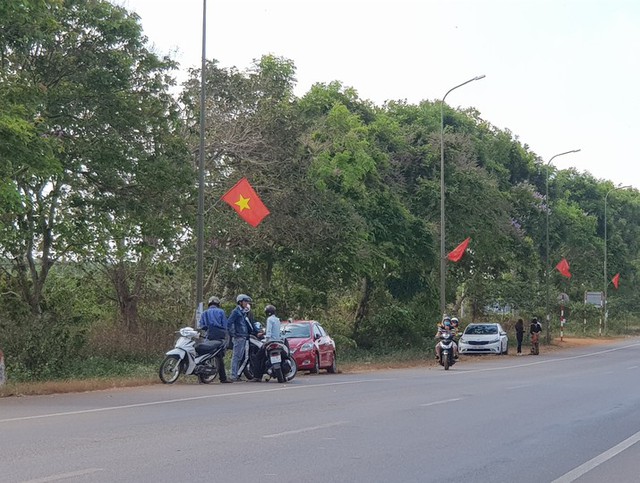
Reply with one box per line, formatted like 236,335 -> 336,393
516,332 -> 524,353
252,350 -> 266,380
216,351 -> 228,381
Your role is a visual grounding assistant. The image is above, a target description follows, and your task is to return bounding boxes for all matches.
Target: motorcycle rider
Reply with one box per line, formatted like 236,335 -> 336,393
434,316 -> 459,360
198,296 -> 232,383
264,304 -> 281,341
228,294 -> 253,381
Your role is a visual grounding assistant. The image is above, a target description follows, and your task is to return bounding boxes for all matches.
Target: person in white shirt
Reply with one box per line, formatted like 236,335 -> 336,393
264,304 -> 281,341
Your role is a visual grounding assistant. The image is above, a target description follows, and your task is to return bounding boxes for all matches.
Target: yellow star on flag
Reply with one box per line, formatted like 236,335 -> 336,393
234,195 -> 251,212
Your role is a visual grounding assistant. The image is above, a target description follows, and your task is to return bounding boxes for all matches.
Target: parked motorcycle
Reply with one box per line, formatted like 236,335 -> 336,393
436,329 -> 457,370
237,330 -> 297,383
159,327 -> 225,384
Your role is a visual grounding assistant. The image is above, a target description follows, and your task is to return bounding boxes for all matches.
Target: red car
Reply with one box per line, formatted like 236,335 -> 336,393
281,320 -> 337,374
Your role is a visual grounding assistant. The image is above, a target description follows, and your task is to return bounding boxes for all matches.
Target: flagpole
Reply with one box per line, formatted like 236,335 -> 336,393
544,149 -> 580,344
196,0 -> 207,321
603,185 -> 631,335
439,75 -> 485,316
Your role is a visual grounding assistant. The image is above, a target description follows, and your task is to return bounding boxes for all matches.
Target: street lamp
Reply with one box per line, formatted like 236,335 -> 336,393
604,185 -> 631,335
544,149 -> 580,344
196,0 -> 207,320
439,75 -> 485,316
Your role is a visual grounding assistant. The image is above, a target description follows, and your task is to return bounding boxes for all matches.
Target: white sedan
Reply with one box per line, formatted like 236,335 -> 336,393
458,323 -> 509,355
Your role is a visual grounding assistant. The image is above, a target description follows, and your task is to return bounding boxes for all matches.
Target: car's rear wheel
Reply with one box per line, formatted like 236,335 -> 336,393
327,352 -> 337,373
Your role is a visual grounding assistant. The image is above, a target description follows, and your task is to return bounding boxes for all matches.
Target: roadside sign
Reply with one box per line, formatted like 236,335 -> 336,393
585,291 -> 603,307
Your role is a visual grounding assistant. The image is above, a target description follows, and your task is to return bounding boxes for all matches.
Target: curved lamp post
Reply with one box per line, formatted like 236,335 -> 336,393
439,75 -> 485,316
604,185 -> 631,334
545,149 -> 580,344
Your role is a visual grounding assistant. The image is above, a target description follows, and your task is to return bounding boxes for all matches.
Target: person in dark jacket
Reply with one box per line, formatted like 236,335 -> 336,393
198,296 -> 232,383
515,318 -> 525,355
228,294 -> 253,381
529,317 -> 542,355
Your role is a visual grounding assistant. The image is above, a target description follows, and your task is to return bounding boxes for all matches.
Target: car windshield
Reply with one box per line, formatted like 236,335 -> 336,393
281,323 -> 311,339
465,325 -> 498,335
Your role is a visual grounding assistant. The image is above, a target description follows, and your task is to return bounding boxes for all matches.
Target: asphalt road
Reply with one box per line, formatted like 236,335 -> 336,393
1,338 -> 640,483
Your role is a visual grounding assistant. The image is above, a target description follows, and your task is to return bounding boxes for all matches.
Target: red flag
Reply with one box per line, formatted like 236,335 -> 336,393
555,258 -> 572,278
221,177 -> 270,227
612,273 -> 620,289
447,237 -> 471,262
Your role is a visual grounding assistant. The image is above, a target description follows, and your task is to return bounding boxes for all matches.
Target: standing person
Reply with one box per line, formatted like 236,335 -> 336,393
198,296 -> 232,383
251,304 -> 281,382
228,294 -> 252,381
264,304 -> 281,341
530,317 -> 542,355
515,318 -> 525,355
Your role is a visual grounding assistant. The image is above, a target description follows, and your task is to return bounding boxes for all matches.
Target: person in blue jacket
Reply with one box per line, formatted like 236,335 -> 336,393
198,296 -> 232,383
228,294 -> 253,381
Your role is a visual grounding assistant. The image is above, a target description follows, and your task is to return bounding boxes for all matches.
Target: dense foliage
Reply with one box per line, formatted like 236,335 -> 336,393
1,1 -> 638,380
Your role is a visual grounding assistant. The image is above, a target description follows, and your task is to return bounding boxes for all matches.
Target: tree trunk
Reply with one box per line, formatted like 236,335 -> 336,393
109,262 -> 142,334
352,275 -> 372,339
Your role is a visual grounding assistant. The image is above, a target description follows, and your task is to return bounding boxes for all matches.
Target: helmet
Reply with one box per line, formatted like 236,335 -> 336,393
451,317 -> 459,326
442,315 -> 451,324
236,294 -> 252,304
253,321 -> 263,332
207,296 -> 220,306
264,304 -> 276,316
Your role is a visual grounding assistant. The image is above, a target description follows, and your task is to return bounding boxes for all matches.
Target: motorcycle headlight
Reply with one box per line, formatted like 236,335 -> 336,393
300,342 -> 314,352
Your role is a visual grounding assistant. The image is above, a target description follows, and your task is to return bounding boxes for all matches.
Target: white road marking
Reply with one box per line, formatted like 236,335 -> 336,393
508,384 -> 534,390
263,421 -> 347,438
0,378 -> 392,424
21,468 -> 103,482
628,365 -> 638,370
551,429 -> 640,483
420,397 -> 463,407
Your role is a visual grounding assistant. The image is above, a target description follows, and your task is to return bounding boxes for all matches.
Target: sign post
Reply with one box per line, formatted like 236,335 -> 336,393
0,350 -> 5,387
558,293 -> 569,341
584,291 -> 604,335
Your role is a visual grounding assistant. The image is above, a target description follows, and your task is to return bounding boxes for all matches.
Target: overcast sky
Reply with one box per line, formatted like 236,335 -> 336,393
116,0 -> 640,190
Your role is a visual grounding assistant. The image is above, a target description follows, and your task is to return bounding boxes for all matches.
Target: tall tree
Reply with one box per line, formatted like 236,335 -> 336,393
0,0 -> 192,321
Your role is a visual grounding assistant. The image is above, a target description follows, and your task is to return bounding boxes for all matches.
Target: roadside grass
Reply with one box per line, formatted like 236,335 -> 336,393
0,335 -> 626,397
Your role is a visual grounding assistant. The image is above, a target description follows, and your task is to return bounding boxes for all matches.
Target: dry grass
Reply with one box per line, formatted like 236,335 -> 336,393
0,375 -> 157,397
0,336 -> 623,397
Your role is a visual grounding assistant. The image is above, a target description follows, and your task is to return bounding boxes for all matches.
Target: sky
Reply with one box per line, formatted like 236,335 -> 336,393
116,0 -> 640,189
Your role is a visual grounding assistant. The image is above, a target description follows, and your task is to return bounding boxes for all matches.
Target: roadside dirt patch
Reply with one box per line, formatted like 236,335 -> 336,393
342,336 -> 626,374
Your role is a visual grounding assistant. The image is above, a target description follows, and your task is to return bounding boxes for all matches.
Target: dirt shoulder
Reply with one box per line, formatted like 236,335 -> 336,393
343,335 -> 626,373
0,336 -> 627,397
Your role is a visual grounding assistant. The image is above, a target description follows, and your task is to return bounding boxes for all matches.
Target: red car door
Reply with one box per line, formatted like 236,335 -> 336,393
314,323 -> 331,368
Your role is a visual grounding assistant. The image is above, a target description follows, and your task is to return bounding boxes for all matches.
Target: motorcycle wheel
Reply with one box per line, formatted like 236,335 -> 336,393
443,353 -> 450,370
243,365 -> 255,380
198,358 -> 218,384
159,355 -> 181,384
285,358 -> 297,382
275,366 -> 285,383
